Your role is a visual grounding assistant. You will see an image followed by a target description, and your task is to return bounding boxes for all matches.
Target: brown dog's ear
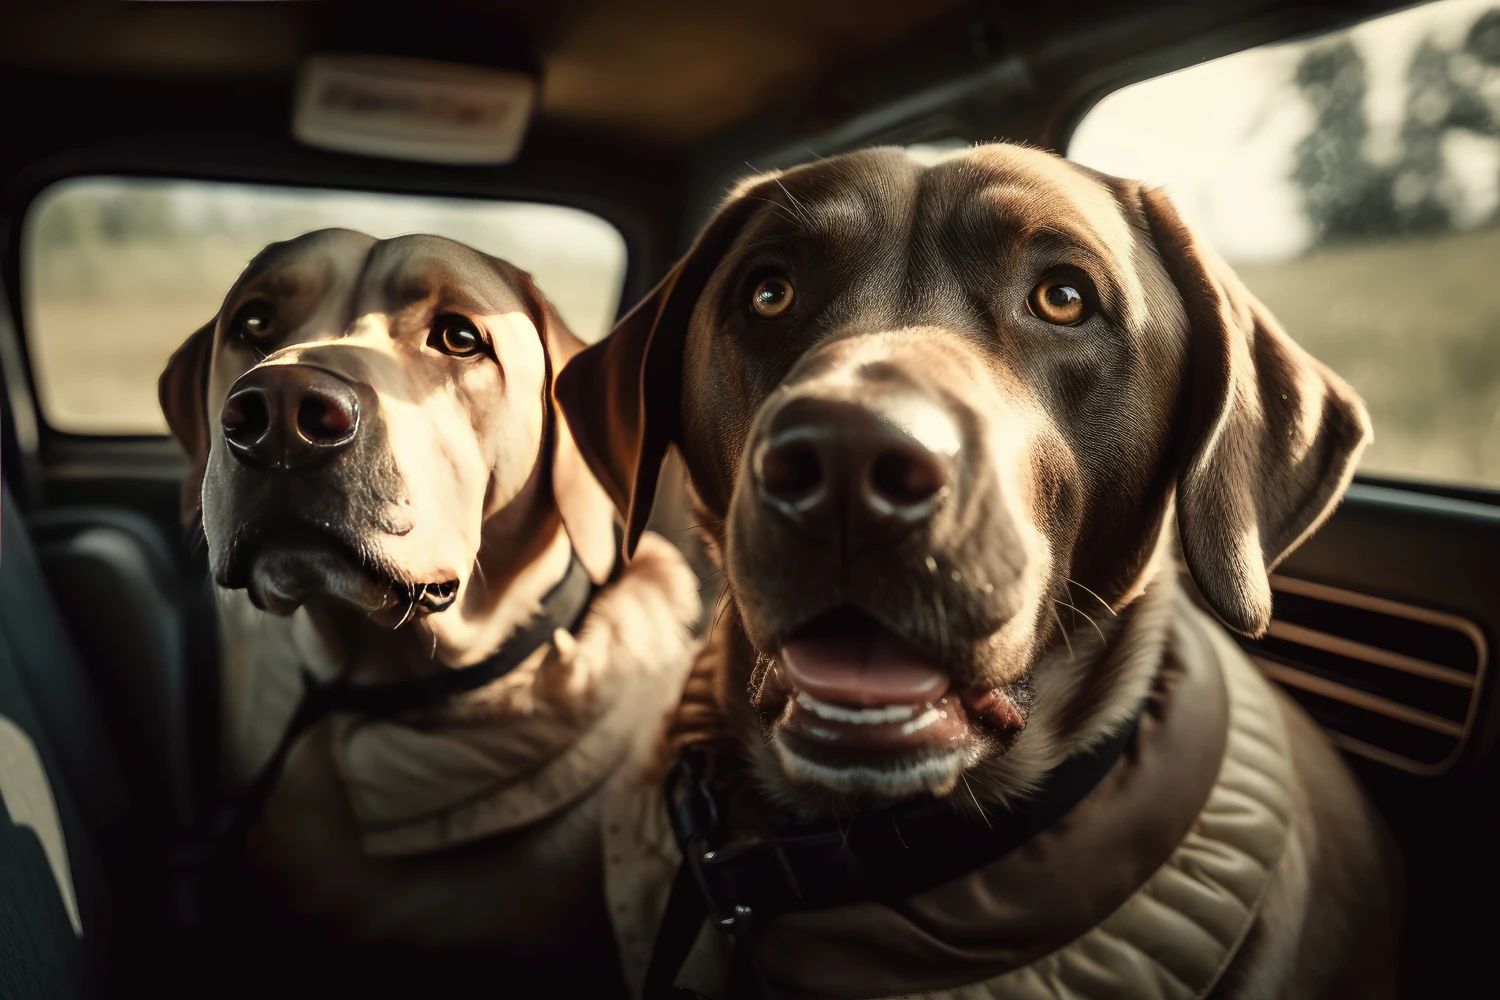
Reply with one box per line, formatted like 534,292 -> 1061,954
158,319 -> 217,524
556,186 -> 767,559
1140,187 -> 1371,637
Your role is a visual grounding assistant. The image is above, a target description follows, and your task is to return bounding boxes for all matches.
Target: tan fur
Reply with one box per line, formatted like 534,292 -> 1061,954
157,232 -> 701,990
246,534 -> 700,965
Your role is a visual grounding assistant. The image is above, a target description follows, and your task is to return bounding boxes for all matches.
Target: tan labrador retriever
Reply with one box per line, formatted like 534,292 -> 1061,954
559,145 -> 1401,999
159,229 -> 700,994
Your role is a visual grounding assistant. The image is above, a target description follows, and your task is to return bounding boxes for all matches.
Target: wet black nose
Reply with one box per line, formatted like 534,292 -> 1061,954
221,364 -> 360,471
754,394 -> 957,546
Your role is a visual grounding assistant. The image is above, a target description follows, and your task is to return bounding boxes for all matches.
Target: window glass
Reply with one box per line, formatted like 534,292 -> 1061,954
1070,0 -> 1500,488
23,178 -> 627,435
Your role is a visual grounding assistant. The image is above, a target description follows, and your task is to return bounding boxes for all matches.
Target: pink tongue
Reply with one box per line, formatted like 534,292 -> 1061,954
780,630 -> 949,707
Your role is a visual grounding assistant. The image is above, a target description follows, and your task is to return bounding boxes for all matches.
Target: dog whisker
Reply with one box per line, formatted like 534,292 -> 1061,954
710,581 -> 734,635
1053,598 -> 1106,645
962,774 -> 993,830
773,178 -> 814,230
1064,578 -> 1116,617
891,818 -> 909,850
744,195 -> 803,231
187,518 -> 208,557
393,583 -> 422,630
1050,604 -> 1074,659
933,586 -> 951,665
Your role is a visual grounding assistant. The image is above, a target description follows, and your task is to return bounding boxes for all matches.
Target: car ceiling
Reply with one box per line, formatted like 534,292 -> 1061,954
0,0 -> 972,148
1,1 -> 1422,153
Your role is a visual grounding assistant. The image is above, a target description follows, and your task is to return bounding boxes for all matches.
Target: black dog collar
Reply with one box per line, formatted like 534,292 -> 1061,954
642,701 -> 1147,999
218,548 -> 599,851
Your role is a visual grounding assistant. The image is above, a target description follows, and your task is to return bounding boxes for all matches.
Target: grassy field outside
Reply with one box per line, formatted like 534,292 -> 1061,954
1238,225 -> 1500,489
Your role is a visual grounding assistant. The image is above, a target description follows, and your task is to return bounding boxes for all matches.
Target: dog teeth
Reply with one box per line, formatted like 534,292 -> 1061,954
795,691 -> 916,724
900,706 -> 943,736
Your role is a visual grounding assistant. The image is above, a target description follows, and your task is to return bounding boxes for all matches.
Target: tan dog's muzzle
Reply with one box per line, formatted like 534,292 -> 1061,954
221,364 -> 361,472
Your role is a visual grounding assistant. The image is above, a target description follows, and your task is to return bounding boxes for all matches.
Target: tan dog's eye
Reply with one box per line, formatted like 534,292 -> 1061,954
751,277 -> 795,318
231,300 -> 275,343
1028,271 -> 1096,326
428,315 -> 485,357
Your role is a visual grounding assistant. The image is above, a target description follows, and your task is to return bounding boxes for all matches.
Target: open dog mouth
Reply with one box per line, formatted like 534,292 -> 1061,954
224,516 -> 459,623
753,607 -> 1031,783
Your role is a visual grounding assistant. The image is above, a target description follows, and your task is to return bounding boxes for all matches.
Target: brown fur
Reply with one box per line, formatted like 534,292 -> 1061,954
560,143 -> 1397,996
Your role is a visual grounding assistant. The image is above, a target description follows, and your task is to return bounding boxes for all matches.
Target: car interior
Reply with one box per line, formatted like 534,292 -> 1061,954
1,0 -> 1496,996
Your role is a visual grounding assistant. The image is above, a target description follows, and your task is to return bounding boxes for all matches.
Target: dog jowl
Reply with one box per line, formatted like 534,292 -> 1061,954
560,144 -> 1369,810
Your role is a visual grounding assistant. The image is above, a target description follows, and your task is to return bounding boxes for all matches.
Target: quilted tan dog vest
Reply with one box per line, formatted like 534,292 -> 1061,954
604,597 -> 1295,1000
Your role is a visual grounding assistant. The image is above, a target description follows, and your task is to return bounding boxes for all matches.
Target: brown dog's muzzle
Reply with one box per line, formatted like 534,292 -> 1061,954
754,393 -> 954,550
731,344 -> 1028,653
221,364 -> 361,472
726,341 -> 1038,797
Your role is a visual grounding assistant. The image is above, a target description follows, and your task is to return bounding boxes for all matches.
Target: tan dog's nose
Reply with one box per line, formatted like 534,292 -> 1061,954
754,395 -> 955,547
221,364 -> 360,471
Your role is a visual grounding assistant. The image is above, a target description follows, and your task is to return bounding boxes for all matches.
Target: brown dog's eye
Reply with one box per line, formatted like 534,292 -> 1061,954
751,277 -> 794,318
1028,271 -> 1096,326
428,315 -> 484,357
231,300 -> 275,343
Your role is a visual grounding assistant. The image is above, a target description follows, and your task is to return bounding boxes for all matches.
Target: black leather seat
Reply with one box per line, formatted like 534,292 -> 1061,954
0,482 -> 140,995
28,504 -> 217,832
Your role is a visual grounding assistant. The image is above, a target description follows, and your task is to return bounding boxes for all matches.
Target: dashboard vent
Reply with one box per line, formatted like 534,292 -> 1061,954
1239,575 -> 1487,775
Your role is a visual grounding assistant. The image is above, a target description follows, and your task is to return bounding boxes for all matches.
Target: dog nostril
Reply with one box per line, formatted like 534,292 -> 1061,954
296,394 -> 356,444
222,391 -> 268,445
870,449 -> 945,506
761,442 -> 824,502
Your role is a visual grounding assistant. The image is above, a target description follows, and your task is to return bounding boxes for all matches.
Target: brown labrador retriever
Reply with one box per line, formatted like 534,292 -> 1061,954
559,145 -> 1400,999
159,229 -> 700,993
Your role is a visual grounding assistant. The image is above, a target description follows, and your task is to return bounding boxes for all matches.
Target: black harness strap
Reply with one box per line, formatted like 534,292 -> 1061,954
642,703 -> 1147,1000
216,549 -> 597,853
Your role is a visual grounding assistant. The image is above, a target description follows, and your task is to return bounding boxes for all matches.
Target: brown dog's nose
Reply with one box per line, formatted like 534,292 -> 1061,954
754,395 -> 956,546
221,364 -> 360,471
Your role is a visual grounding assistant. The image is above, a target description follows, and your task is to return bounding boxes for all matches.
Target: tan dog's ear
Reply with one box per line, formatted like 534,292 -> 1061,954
503,268 -> 620,584
158,319 -> 217,524
1140,187 -> 1371,637
556,186 -> 766,559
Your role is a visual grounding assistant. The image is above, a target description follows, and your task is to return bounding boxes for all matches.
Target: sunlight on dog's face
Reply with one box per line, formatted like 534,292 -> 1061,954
197,229 -> 549,644
679,146 -> 1188,802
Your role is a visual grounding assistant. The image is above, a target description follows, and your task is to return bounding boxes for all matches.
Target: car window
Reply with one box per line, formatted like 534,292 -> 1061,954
1070,0 -> 1500,490
22,178 -> 627,435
